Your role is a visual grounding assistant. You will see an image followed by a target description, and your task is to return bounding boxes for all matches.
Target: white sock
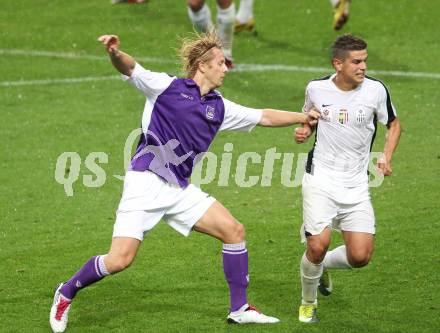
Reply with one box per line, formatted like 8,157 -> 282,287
330,0 -> 339,7
323,245 -> 352,269
300,252 -> 322,304
217,3 -> 235,59
236,0 -> 254,24
98,255 -> 111,276
187,3 -> 214,32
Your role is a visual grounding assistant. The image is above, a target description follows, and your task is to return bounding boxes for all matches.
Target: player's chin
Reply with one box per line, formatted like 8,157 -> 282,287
355,74 -> 365,83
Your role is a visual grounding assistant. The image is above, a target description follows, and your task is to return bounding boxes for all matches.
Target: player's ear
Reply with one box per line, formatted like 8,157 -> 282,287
198,60 -> 207,74
332,57 -> 343,72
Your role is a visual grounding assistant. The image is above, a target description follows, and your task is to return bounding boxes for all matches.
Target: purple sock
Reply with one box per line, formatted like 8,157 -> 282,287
60,255 -> 109,300
222,243 -> 249,312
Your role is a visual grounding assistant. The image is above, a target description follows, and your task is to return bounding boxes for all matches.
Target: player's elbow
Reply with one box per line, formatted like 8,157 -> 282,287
258,109 -> 274,127
387,117 -> 402,132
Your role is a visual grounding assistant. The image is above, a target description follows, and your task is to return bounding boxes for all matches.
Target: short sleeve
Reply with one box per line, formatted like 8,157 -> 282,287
219,97 -> 263,132
376,83 -> 397,126
302,84 -> 313,114
121,63 -> 175,98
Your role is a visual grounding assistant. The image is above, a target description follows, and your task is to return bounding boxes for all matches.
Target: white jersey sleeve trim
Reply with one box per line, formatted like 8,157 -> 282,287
371,78 -> 397,126
219,97 -> 263,132
121,63 -> 175,98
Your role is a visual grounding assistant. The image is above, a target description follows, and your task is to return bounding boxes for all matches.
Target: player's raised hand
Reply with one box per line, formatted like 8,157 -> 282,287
98,35 -> 120,54
294,126 -> 312,144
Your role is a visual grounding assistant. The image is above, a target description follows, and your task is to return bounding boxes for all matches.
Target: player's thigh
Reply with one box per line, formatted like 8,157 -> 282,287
164,184 -> 216,237
193,201 -> 244,244
302,174 -> 338,239
342,231 -> 374,267
337,199 -> 376,235
338,200 -> 375,266
113,209 -> 163,242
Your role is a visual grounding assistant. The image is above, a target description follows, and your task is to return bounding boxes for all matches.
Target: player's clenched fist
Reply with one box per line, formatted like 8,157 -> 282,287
98,35 -> 120,53
307,108 -> 321,127
294,126 -> 312,144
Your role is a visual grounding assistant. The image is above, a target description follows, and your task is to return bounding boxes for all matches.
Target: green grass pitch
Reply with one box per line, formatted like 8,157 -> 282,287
1,0 -> 439,332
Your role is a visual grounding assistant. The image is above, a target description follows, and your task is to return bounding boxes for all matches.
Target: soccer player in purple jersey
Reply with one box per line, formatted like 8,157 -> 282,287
49,31 -> 319,332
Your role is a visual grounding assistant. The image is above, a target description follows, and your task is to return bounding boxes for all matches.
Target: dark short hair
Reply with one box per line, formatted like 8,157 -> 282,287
331,34 -> 367,60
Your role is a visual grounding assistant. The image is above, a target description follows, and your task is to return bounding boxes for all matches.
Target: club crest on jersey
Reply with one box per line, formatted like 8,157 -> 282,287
338,109 -> 348,124
205,105 -> 215,120
322,109 -> 331,121
356,109 -> 366,123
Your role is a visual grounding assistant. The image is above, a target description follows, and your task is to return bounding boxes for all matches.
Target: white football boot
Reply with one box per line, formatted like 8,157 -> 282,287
227,304 -> 280,324
49,283 -> 71,333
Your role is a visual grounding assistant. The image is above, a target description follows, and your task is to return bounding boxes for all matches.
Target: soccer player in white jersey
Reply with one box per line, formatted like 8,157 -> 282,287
294,34 -> 401,323
187,0 -> 255,68
49,31 -> 320,332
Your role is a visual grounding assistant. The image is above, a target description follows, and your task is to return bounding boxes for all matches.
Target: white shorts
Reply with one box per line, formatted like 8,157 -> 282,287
300,173 -> 375,242
113,171 -> 216,241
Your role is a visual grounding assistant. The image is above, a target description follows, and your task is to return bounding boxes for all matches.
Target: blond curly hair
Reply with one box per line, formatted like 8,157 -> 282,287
179,30 -> 223,78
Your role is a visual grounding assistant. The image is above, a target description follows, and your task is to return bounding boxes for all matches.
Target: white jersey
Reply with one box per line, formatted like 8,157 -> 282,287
303,74 -> 397,187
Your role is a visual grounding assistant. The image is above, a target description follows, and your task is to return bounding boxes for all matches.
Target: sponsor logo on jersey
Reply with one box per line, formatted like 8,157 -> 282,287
205,105 -> 215,120
338,109 -> 348,124
322,103 -> 332,107
180,92 -> 194,100
356,109 -> 366,123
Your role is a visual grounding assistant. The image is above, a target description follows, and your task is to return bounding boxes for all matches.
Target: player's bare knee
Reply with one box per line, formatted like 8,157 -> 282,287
307,244 -> 328,263
233,222 -> 245,243
306,239 -> 329,263
106,254 -> 134,273
224,221 -> 245,244
348,251 -> 372,268
188,0 -> 204,11
217,0 -> 233,9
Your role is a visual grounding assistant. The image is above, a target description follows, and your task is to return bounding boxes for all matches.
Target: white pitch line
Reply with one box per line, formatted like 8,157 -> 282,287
0,48 -> 176,64
1,48 -> 440,87
233,63 -> 440,79
0,75 -> 120,87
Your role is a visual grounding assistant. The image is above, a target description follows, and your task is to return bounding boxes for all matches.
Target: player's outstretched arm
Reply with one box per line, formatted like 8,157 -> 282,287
98,35 -> 136,76
377,117 -> 402,176
258,109 -> 320,128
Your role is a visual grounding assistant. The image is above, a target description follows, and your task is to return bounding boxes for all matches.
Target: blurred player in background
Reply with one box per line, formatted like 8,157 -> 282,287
187,0 -> 235,68
187,0 -> 255,68
49,31 -> 320,332
234,0 -> 255,33
294,34 -> 401,323
330,0 -> 351,30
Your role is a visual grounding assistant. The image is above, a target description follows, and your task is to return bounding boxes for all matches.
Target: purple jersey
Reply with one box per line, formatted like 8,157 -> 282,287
122,63 -> 262,187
